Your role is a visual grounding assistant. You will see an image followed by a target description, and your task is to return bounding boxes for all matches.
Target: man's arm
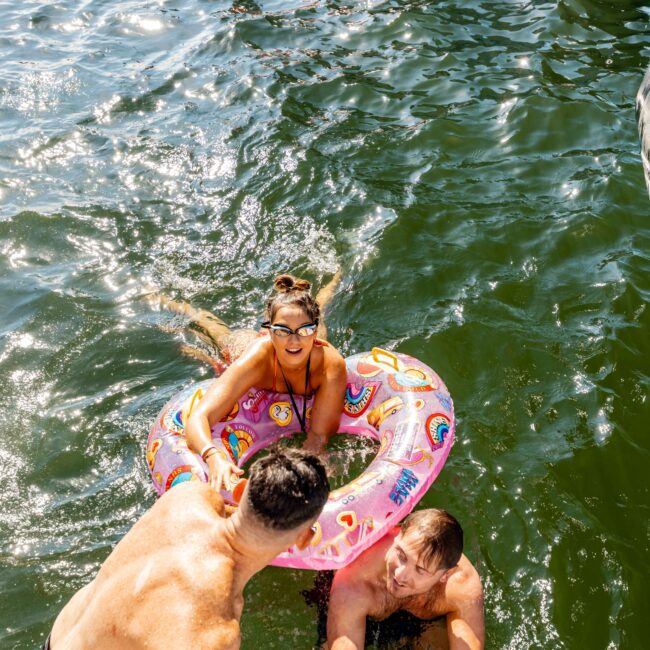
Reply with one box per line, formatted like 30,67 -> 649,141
326,571 -> 370,650
447,591 -> 485,650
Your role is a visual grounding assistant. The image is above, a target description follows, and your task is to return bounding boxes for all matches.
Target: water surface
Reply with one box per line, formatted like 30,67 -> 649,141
1,1 -> 649,648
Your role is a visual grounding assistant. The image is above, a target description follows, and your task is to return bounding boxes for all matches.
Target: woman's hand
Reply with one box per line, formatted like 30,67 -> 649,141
206,450 -> 244,493
304,432 -> 328,455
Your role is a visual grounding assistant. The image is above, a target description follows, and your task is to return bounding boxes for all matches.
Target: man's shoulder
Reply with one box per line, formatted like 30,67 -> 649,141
330,567 -> 375,617
445,556 -> 484,608
330,539 -> 390,607
332,551 -> 377,595
159,479 -> 218,502
154,481 -> 227,520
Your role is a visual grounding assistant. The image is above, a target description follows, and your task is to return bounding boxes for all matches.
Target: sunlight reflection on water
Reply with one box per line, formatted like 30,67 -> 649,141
0,0 -> 648,648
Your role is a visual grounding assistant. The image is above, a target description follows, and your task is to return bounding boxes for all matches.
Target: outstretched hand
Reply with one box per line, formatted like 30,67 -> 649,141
303,432 -> 328,455
206,451 -> 244,493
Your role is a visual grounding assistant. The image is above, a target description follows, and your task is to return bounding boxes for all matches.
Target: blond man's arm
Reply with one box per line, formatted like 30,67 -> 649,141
326,570 -> 371,650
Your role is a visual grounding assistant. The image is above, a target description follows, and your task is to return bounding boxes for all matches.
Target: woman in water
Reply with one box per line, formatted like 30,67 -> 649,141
161,273 -> 347,492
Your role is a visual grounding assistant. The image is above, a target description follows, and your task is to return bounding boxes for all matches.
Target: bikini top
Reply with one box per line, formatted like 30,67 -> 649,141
271,338 -> 330,393
272,339 -> 330,433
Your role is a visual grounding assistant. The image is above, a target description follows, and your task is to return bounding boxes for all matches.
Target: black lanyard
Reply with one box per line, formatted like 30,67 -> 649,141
278,354 -> 311,434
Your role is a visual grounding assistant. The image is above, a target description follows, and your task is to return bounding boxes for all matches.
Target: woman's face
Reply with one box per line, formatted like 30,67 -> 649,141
269,305 -> 317,369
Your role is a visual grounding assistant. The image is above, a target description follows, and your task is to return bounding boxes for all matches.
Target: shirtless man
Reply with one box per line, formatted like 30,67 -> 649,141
45,447 -> 329,650
327,509 -> 484,650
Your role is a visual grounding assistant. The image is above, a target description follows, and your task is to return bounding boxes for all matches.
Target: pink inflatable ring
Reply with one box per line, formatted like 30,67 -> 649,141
146,347 -> 454,570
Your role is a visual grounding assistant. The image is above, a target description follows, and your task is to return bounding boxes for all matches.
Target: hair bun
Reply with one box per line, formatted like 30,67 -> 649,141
273,274 -> 311,293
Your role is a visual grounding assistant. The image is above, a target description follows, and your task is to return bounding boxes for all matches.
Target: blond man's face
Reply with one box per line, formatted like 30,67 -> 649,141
385,529 -> 449,598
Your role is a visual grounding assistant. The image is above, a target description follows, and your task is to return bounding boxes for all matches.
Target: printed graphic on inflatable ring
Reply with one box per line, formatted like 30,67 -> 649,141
426,413 -> 450,451
147,438 -> 162,470
165,464 -> 198,491
385,419 -> 420,461
269,401 -> 292,426
356,360 -> 384,378
388,369 -> 435,392
220,424 -> 255,464
377,426 -> 435,468
309,521 -> 323,547
162,402 -> 236,437
241,389 -> 270,423
367,396 -> 404,429
389,468 -> 420,506
387,446 -> 434,468
343,382 -> 379,417
355,350 -> 437,392
435,391 -> 453,412
162,408 -> 185,435
318,510 -> 376,560
171,436 -> 188,454
329,471 -> 384,506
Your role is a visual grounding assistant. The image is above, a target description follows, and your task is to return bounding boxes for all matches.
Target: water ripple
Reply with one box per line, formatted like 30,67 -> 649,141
1,0 -> 649,648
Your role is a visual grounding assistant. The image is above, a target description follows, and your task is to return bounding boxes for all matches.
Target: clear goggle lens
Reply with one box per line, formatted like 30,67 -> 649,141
272,324 -> 317,337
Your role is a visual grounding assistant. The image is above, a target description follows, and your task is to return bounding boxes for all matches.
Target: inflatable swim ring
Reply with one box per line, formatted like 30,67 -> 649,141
146,348 -> 454,570
637,65 -> 650,197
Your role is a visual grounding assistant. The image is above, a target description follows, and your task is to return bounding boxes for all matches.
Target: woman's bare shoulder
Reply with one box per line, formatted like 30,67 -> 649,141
235,334 -> 272,362
220,336 -> 272,380
318,339 -> 344,362
322,344 -> 347,375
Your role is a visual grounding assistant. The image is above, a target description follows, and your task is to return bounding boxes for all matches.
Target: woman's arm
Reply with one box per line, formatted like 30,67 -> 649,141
185,342 -> 268,491
305,350 -> 347,452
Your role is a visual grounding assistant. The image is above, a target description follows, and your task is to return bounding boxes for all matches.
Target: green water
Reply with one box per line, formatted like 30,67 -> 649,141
1,0 -> 649,647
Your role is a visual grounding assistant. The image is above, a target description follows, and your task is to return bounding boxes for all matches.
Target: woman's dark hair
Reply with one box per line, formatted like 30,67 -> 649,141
264,273 -> 320,323
246,447 -> 329,531
400,509 -> 464,570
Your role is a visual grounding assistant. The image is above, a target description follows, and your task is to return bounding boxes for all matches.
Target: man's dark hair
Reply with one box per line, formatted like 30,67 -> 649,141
400,509 -> 463,570
246,447 -> 329,531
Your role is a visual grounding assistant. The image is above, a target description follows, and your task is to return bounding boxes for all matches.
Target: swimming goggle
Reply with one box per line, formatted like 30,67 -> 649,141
261,321 -> 318,338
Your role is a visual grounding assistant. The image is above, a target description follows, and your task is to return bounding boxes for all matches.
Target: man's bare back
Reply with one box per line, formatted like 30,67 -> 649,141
52,483 -> 244,649
48,448 -> 330,650
327,511 -> 484,650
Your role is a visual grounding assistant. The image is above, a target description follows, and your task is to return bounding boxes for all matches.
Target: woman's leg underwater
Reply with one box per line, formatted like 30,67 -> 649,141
157,295 -> 232,350
155,295 -> 259,368
315,271 -> 341,341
